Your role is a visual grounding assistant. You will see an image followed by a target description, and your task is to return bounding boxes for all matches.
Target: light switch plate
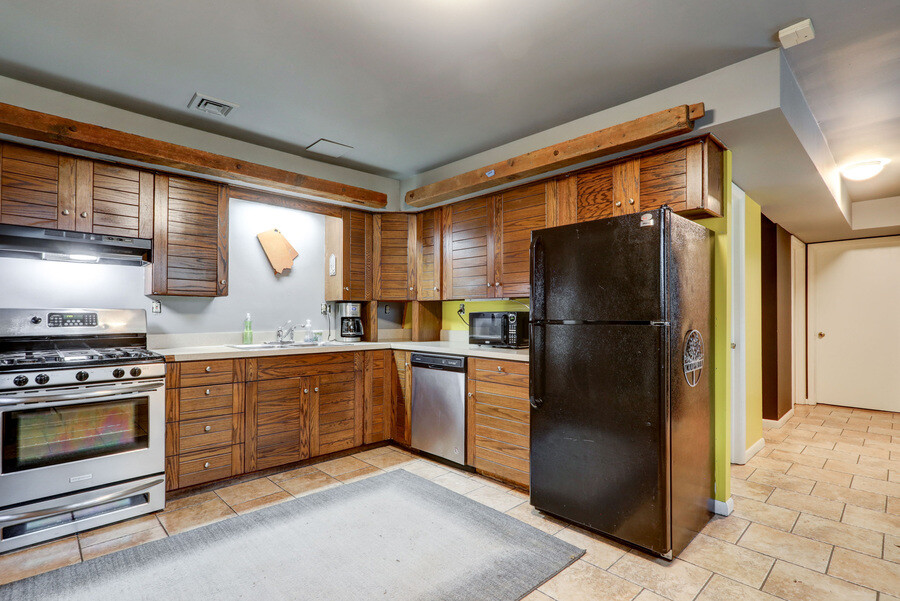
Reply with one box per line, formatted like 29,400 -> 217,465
328,254 -> 336,276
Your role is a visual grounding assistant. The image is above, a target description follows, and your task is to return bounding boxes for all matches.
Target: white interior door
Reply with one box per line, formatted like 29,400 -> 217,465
809,236 -> 900,411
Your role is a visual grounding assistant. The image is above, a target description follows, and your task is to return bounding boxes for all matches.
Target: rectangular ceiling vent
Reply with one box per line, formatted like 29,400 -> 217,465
188,93 -> 238,117
306,138 -> 354,158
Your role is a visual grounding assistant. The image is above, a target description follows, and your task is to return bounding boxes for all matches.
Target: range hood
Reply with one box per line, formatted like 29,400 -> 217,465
0,224 -> 151,266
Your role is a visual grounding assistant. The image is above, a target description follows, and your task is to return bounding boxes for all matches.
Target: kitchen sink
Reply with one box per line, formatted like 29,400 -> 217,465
228,341 -> 352,350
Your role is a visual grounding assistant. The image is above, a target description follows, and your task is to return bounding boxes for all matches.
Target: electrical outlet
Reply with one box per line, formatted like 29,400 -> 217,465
151,301 -> 161,314
458,303 -> 465,315
384,305 -> 390,315
320,303 -> 328,315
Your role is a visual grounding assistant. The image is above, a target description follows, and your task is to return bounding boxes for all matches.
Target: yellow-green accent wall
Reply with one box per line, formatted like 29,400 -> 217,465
441,300 -> 531,330
744,196 -> 764,449
696,150 -> 733,503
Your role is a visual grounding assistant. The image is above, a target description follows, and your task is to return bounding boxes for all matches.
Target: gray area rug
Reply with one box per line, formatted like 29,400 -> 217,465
2,470 -> 583,601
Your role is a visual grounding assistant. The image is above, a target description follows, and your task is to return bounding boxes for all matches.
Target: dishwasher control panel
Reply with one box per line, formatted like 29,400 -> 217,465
410,353 -> 466,371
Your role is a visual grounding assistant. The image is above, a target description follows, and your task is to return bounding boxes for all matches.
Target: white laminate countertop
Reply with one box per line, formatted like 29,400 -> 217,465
153,340 -> 529,362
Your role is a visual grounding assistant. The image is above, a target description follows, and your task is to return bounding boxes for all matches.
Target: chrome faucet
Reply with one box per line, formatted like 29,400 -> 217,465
275,320 -> 297,343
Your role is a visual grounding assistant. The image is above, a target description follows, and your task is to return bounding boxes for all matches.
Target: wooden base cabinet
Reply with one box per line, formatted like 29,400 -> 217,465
466,358 -> 531,488
391,351 -> 412,446
164,359 -> 245,491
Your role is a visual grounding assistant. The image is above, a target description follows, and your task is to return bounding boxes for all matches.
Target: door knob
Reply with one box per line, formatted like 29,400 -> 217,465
817,332 -> 825,339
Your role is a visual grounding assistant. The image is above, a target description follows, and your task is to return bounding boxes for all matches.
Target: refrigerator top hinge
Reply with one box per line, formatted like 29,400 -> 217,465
650,321 -> 669,326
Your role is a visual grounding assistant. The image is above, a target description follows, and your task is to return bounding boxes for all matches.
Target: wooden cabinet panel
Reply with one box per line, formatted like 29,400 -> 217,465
310,353 -> 363,455
575,164 -> 614,223
442,197 -> 494,300
169,359 -> 236,387
364,350 -> 391,444
416,209 -> 442,300
467,359 -> 530,488
256,352 -> 354,380
373,213 -> 416,300
147,175 -> 228,297
391,350 -> 412,446
247,377 -> 309,471
494,182 -> 548,297
325,209 -> 372,301
612,159 -> 640,216
73,159 -> 153,237
0,143 -> 75,229
174,445 -> 243,489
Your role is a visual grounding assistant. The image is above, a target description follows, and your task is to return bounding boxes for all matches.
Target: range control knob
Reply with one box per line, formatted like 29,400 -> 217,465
13,375 -> 28,387
31,316 -> 42,324
35,374 -> 49,385
75,371 -> 89,382
112,368 -> 125,378
130,367 -> 142,377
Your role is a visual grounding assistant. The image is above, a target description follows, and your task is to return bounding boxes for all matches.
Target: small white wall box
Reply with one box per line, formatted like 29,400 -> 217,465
778,19 -> 815,49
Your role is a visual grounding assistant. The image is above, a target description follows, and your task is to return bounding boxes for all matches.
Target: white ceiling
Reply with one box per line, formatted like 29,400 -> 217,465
0,0 -> 897,208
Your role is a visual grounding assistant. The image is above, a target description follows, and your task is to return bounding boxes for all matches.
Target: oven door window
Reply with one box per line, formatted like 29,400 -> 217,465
471,314 -> 507,343
2,397 -> 150,472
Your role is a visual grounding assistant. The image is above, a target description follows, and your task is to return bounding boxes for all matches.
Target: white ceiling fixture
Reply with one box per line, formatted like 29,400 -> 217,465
841,158 -> 891,181
778,19 -> 815,49
187,93 -> 239,117
306,139 -> 354,158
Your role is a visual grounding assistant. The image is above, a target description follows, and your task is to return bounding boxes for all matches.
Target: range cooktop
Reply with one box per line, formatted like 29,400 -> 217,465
0,347 -> 163,371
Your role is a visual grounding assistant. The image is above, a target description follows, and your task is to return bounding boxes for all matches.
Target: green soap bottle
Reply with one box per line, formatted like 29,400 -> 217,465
242,313 -> 253,344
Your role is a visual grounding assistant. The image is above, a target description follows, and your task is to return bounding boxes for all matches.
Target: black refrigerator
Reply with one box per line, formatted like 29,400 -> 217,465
529,206 -> 712,559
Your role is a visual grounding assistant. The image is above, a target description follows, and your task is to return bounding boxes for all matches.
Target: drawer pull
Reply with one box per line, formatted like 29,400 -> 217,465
205,366 -> 212,372
204,425 -> 211,432
205,389 -> 211,395
497,366 -> 503,372
203,462 -> 210,469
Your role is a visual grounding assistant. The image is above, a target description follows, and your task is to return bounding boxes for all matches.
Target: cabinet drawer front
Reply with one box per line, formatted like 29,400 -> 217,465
178,360 -> 235,386
177,384 -> 235,420
470,358 -> 529,386
178,415 -> 235,452
256,353 -> 354,379
178,446 -> 236,488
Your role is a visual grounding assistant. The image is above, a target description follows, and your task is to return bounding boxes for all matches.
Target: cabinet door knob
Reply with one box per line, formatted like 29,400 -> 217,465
204,425 -> 211,432
314,386 -> 319,392
629,198 -> 635,205
344,286 -> 350,291
495,282 -> 501,287
79,211 -> 88,218
61,209 -> 70,216
487,283 -> 492,287
817,332 -> 825,339
220,280 -> 226,285
203,462 -> 210,469
433,286 -> 439,291
205,389 -> 211,395
303,388 -> 309,394
205,366 -> 212,372
615,201 -> 622,207
467,392 -> 472,397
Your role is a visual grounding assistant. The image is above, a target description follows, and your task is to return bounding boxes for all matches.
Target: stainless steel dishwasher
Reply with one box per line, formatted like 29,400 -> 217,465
410,353 -> 467,465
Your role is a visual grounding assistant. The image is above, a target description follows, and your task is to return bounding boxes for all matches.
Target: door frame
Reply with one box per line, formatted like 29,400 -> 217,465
730,185 -> 748,463
790,236 -> 808,405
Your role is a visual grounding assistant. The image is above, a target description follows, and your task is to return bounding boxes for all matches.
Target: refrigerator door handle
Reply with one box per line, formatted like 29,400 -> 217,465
529,321 -> 545,410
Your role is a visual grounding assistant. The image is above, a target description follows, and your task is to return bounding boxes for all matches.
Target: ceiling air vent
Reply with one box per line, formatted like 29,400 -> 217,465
306,139 -> 354,158
188,93 -> 238,117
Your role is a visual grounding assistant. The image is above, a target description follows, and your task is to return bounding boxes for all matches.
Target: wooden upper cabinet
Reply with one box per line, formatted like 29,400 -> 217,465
416,208 -> 442,300
74,159 -> 153,237
494,182 -> 549,298
373,212 -> 416,300
0,143 -> 75,229
325,209 -> 372,301
570,135 -> 725,222
442,197 -> 493,300
146,175 -> 228,297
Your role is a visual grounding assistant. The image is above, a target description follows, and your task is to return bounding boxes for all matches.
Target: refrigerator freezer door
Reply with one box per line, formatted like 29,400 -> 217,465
531,212 -> 665,324
530,322 -> 671,555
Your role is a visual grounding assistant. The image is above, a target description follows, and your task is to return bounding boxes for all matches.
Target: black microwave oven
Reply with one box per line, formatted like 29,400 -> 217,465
468,311 -> 529,348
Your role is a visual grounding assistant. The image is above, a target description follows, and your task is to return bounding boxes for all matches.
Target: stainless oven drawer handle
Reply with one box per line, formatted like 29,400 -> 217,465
0,382 -> 163,405
0,477 -> 165,524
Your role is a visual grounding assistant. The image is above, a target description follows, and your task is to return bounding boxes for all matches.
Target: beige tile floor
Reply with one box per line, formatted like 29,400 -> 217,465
1,403 -> 898,600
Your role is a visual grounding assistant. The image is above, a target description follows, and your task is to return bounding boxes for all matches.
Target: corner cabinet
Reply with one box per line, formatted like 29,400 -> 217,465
325,209 -> 372,301
373,212 -> 416,300
146,175 -> 229,297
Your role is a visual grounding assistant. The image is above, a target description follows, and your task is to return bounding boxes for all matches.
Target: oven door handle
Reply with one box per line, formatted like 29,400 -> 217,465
0,477 -> 165,525
0,381 -> 163,405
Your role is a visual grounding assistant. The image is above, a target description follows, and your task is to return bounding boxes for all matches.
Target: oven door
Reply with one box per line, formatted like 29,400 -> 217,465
469,313 -> 510,346
0,378 -> 165,508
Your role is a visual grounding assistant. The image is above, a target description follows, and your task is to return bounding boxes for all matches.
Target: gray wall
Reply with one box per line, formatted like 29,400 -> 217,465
0,199 -> 330,335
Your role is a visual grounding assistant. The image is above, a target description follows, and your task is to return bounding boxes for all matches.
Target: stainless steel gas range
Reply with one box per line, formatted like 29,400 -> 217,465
0,308 -> 165,552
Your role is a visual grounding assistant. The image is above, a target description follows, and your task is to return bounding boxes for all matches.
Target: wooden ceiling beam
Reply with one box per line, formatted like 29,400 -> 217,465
0,102 -> 387,208
229,186 -> 343,218
405,103 -> 705,208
